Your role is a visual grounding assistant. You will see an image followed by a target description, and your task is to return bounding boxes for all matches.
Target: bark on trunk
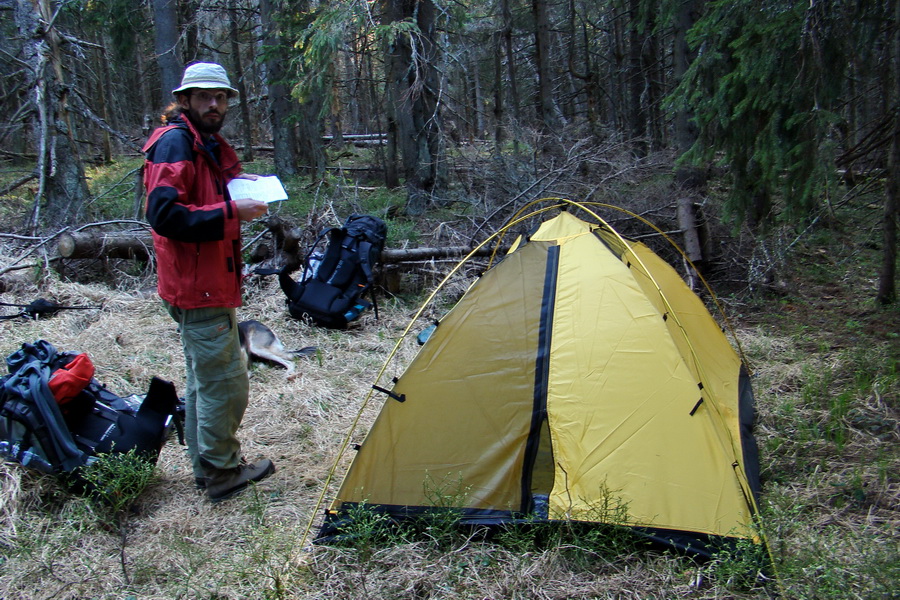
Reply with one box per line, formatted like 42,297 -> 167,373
58,229 -> 501,267
296,96 -> 327,179
878,7 -> 899,304
230,1 -> 255,163
879,127 -> 898,304
151,0 -> 183,113
499,0 -> 521,150
627,0 -> 647,157
533,0 -> 562,135
677,197 -> 703,264
58,231 -> 153,260
16,0 -> 90,231
672,0 -> 706,268
381,0 -> 443,215
259,0 -> 298,177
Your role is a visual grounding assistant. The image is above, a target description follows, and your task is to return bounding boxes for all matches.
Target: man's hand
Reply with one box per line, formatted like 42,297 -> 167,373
233,197 -> 268,221
233,173 -> 260,181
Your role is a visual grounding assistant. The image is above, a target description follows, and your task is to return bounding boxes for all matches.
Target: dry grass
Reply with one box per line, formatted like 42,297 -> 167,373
0,240 -> 897,599
0,268 -> 405,599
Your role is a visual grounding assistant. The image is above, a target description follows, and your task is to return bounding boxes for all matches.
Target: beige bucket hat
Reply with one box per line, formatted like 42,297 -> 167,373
172,62 -> 238,97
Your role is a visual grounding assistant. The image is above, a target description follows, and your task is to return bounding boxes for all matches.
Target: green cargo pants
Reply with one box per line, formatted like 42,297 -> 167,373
164,302 -> 249,478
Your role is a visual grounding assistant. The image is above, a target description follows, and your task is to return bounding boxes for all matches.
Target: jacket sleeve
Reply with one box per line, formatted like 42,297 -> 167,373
144,129 -> 236,243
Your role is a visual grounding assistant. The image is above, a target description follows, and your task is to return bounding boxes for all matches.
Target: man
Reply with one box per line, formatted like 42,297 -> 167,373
142,62 -> 274,502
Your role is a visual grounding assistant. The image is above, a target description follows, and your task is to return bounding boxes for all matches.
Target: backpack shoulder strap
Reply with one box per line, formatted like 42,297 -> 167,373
306,227 -> 342,278
356,239 -> 375,283
4,361 -> 86,471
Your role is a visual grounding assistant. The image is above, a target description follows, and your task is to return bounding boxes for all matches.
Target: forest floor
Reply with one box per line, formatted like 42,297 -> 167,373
0,186 -> 897,598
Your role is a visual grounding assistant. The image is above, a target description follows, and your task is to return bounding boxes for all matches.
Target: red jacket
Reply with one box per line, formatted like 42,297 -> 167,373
142,116 -> 244,309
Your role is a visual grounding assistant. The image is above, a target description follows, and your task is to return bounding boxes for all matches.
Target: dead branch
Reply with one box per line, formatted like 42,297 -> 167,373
0,228 -> 69,277
68,92 -> 143,153
0,173 -> 38,196
84,168 -> 143,208
0,232 -> 43,241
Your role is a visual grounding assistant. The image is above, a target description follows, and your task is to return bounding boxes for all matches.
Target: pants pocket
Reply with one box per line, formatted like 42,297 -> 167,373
181,310 -> 246,381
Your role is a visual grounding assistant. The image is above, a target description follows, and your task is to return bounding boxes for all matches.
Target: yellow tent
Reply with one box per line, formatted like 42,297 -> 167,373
321,206 -> 761,554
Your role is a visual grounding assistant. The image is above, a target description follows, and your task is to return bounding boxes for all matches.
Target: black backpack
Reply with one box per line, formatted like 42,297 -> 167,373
279,214 -> 387,329
0,340 -> 180,477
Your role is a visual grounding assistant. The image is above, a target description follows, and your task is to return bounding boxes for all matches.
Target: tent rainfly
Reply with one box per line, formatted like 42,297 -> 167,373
319,206 -> 762,556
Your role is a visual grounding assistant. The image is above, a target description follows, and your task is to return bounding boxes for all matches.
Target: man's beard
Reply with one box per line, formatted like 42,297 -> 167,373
186,106 -> 226,135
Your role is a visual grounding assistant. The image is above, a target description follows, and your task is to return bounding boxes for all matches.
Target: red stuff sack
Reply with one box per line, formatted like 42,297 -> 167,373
48,353 -> 95,404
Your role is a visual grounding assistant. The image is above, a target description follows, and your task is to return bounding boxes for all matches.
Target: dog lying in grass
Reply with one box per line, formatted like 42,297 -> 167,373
238,320 -> 316,378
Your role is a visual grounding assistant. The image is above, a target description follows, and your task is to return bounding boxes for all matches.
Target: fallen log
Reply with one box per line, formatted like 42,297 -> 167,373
58,231 -> 153,260
381,245 -> 503,263
322,133 -> 386,141
57,228 -> 505,266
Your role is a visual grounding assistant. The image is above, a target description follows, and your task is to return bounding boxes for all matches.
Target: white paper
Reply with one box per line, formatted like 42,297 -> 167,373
227,175 -> 288,203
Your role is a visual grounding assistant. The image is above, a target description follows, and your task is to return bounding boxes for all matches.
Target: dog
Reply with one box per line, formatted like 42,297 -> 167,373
238,320 -> 316,378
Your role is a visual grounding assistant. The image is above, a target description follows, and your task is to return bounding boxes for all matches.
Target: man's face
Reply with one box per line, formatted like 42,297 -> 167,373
179,89 -> 230,135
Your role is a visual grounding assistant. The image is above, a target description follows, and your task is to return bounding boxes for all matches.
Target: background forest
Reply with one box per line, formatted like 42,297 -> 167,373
2,0 -> 898,299
0,0 -> 898,599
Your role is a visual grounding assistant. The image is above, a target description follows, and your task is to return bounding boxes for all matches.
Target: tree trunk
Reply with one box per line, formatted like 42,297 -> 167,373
471,49 -> 485,139
880,125 -> 899,304
501,0 -> 521,149
179,0 -> 199,64
151,0 -> 183,113
673,0 -> 703,187
287,0 -> 326,179
229,1 -> 254,163
329,59 -> 345,152
381,0 -> 444,215
259,0 -> 298,177
643,16 -> 664,151
677,197 -> 703,264
345,38 -> 361,134
493,30 -> 504,151
367,36 -> 397,188
95,39 -> 113,163
673,0 -> 706,266
627,0 -> 648,157
135,30 -> 154,132
567,0 -> 597,131
611,8 -> 626,132
16,0 -> 90,231
296,96 -> 327,179
532,0 -> 563,135
877,0 -> 899,304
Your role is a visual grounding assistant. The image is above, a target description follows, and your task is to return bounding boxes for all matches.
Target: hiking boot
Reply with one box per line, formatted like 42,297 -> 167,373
205,458 -> 276,502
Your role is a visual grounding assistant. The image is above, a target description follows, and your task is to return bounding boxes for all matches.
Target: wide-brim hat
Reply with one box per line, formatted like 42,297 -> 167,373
172,62 -> 238,98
